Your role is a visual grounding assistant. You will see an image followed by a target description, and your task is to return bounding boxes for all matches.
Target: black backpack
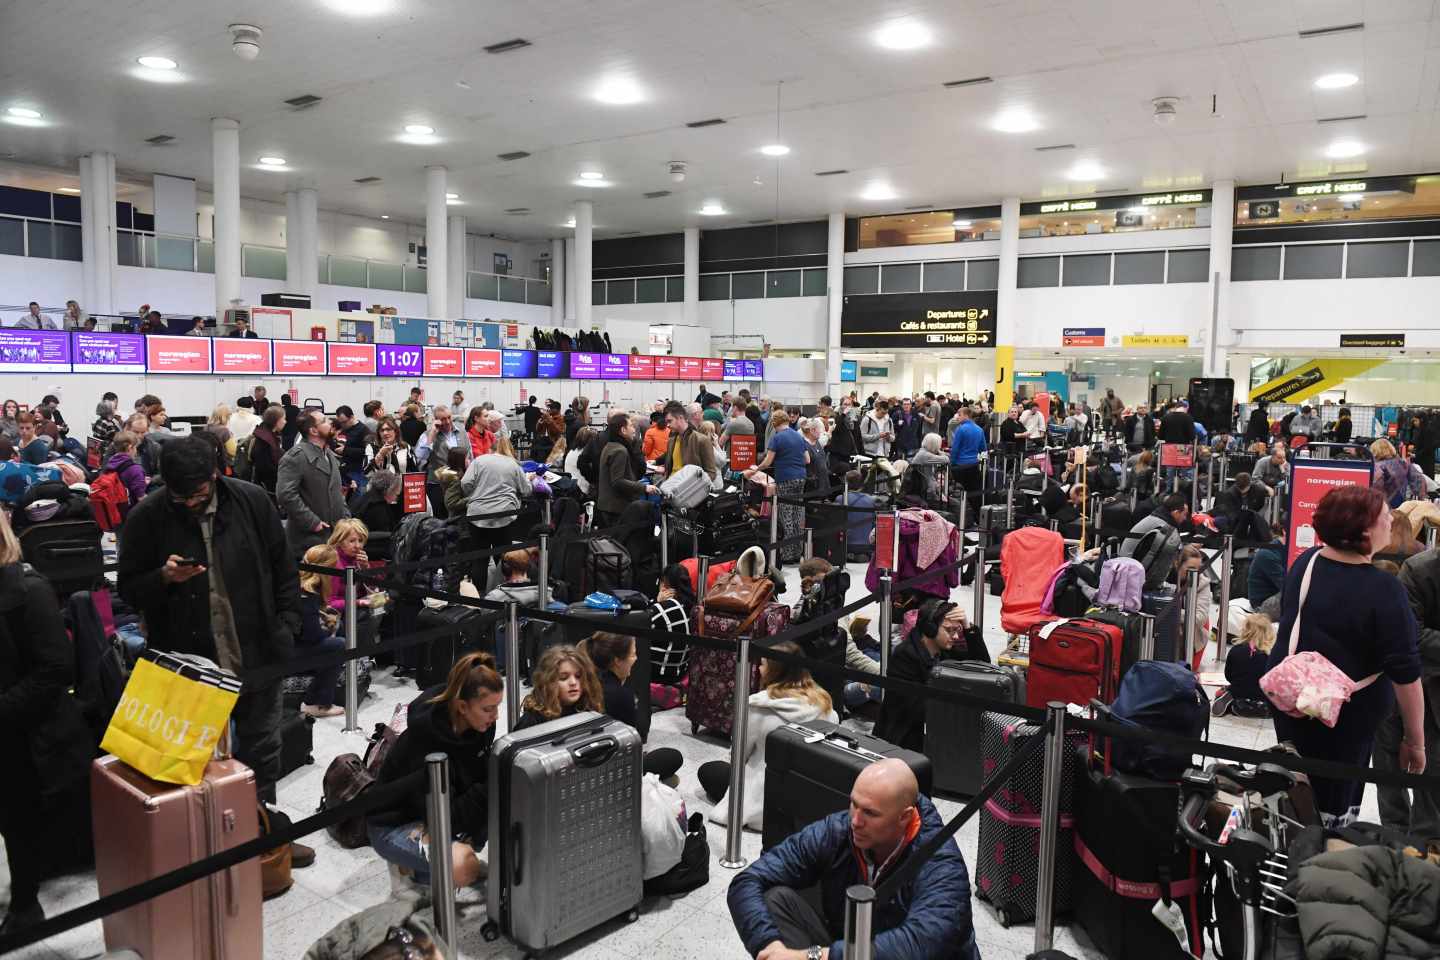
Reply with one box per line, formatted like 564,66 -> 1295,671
643,813 -> 710,896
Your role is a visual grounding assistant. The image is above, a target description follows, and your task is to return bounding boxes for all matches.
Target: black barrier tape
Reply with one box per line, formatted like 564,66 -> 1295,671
361,537 -> 543,577
0,769 -> 427,956
239,621 -> 463,688
874,715 -> 1052,904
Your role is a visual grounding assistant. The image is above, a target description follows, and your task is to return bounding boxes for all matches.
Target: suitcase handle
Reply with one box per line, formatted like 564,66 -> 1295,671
572,737 -> 618,767
512,824 -> 524,886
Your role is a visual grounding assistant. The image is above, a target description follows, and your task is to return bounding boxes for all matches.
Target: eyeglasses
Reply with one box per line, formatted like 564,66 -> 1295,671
168,482 -> 213,506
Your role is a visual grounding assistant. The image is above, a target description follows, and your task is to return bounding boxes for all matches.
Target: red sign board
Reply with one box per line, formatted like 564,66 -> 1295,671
628,355 -> 654,380
729,434 -> 757,470
1287,459 -> 1373,567
145,336 -> 211,374
678,357 -> 703,379
327,342 -> 376,376
273,340 -> 327,376
423,346 -> 463,377
402,473 -> 429,514
654,356 -> 680,380
875,513 -> 896,571
464,349 -> 502,377
1160,443 -> 1196,468
212,338 -> 273,375
701,358 -> 724,381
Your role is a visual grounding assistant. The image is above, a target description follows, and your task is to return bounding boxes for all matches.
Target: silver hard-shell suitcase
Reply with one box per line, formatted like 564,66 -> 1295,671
483,712 -> 644,952
925,661 -> 1025,796
660,464 -> 712,509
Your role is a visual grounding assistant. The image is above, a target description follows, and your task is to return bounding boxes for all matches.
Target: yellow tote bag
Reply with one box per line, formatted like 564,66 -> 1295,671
100,651 -> 242,785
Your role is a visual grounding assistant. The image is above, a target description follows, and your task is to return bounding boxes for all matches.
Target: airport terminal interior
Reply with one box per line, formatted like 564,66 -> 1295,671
5,1 -> 1440,959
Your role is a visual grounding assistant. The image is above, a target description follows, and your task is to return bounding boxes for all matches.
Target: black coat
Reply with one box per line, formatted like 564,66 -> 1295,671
1123,413 -> 1157,448
0,565 -> 93,799
249,427 -> 282,492
601,669 -> 638,729
872,634 -> 938,752
117,477 -> 302,671
1245,409 -> 1271,444
1159,409 -> 1195,444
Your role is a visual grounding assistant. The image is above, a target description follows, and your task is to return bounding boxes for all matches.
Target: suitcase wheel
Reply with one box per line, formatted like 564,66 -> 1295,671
481,921 -> 499,942
996,906 -> 1012,928
625,908 -> 639,923
690,722 -> 700,735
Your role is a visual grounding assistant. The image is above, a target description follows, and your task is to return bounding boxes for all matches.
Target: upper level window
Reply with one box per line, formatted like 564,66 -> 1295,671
856,206 -> 1001,249
1235,174 -> 1440,228
1018,190 -> 1211,237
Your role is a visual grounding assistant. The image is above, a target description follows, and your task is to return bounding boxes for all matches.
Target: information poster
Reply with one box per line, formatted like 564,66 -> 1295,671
502,349 -> 537,378
537,351 -> 570,378
600,354 -> 630,380
0,329 -> 72,373
422,346 -> 463,377
569,352 -> 602,378
273,340 -> 327,376
1287,459 -> 1373,566
402,473 -> 428,514
376,344 -> 423,378
465,349 -> 502,377
677,357 -> 703,380
628,355 -> 654,380
723,359 -> 746,381
146,335 -> 211,374
72,332 -> 145,373
701,358 -> 724,382
875,513 -> 896,570
212,338 -> 273,375
327,342 -> 377,376
730,434 -> 757,470
1159,443 -> 1196,469
742,359 -> 764,379
654,356 -> 680,380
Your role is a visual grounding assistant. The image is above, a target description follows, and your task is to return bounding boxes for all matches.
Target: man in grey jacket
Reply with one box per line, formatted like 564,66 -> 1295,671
276,410 -> 348,555
1119,493 -> 1189,589
1376,551 -> 1440,842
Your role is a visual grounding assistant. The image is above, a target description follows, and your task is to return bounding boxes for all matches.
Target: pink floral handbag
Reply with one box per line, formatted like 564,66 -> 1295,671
1260,553 -> 1379,728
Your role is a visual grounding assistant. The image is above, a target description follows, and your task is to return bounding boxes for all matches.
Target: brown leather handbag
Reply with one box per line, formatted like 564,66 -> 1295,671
258,806 -> 293,900
702,570 -> 773,617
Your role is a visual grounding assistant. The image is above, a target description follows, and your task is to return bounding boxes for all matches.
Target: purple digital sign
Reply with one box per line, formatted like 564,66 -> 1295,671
0,329 -> 72,373
600,354 -> 630,380
722,359 -> 746,381
375,344 -> 424,378
569,351 -> 602,378
742,359 -> 764,379
72,332 -> 145,373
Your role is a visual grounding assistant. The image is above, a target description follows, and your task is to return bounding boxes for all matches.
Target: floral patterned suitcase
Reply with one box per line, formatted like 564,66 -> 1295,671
685,602 -> 790,737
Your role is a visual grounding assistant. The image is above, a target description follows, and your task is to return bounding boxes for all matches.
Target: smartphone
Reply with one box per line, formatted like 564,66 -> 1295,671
175,557 -> 204,567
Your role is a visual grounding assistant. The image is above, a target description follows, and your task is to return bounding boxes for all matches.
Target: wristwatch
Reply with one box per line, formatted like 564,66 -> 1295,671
807,947 -> 822,960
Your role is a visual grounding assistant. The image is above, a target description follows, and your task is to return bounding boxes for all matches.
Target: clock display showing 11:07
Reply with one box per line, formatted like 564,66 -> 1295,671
376,345 -> 423,377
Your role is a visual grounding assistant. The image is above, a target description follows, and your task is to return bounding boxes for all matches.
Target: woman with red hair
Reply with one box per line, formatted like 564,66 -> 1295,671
1267,484 -> 1427,824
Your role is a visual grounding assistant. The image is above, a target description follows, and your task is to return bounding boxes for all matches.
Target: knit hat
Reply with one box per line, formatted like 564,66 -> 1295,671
848,615 -> 872,640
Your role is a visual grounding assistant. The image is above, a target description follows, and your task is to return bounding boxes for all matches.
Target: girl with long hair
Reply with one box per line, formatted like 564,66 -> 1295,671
513,645 -> 605,731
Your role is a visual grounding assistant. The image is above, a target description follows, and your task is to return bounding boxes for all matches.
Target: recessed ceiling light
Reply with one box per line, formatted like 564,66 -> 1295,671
380,214 -> 390,219
578,170 -> 605,180
7,107 -> 40,119
1067,160 -> 1104,180
447,197 -> 463,205
1314,72 -> 1359,90
258,156 -> 287,166
404,124 -> 435,136
953,219 -> 972,228
320,0 -> 393,15
1338,192 -> 1364,202
57,187 -> 80,194
861,182 -> 897,201
991,108 -> 1040,133
573,178 -> 611,188
564,217 -> 577,228
874,19 -> 932,50
1325,139 -> 1365,158
593,77 -> 644,105
699,202 -> 727,216
445,192 -> 458,199
137,56 -> 177,70
760,144 -> 790,157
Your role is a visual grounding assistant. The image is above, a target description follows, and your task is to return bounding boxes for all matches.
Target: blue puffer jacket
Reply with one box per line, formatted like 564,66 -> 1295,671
727,796 -> 979,960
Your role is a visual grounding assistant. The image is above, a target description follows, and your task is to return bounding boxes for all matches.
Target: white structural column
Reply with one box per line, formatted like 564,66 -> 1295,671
563,237 -> 577,322
79,152 -> 117,314
994,196 -> 1021,410
211,119 -> 242,319
447,214 -> 466,319
574,200 -> 594,328
550,238 -> 566,324
1205,180 -> 1235,379
284,188 -> 319,297
683,226 -> 700,327
284,191 -> 302,293
425,166 -> 449,320
825,212 -> 845,387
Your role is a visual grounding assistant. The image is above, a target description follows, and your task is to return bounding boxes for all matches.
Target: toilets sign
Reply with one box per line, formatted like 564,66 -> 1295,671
840,292 -> 998,348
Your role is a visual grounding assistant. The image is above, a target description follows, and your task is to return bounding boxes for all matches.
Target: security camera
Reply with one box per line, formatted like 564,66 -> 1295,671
230,24 -> 263,60
1152,97 -> 1179,127
669,161 -> 687,183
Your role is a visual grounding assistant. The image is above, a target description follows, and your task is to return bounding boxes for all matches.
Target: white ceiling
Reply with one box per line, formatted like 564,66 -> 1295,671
4,0 -> 1440,240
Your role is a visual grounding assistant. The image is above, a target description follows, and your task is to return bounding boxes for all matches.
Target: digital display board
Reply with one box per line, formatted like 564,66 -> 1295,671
723,359 -> 746,380
376,344 -> 424,378
701,358 -> 724,381
840,359 -> 858,382
537,351 -> 569,379
653,356 -> 680,380
465,349 -> 502,377
212,338 -> 273,375
273,340 -> 327,376
600,354 -> 630,380
422,346 -> 463,377
72,332 -> 144,373
840,291 -> 997,348
677,357 -> 703,380
502,349 -> 536,378
627,355 -> 654,380
569,352 -> 602,378
327,342 -> 377,376
0,329 -> 72,373
742,359 -> 764,379
146,335 -> 211,374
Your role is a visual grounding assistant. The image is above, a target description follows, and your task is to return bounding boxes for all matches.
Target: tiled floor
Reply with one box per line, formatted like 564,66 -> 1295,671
5,559 -> 1377,959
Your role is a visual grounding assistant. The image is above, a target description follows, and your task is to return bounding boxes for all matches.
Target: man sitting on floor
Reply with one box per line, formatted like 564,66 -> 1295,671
728,759 -> 979,960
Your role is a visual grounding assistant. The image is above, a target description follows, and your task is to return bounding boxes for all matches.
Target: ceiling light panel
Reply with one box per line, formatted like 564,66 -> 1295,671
137,56 -> 177,70
991,108 -> 1040,134
760,144 -> 790,157
874,19 -> 932,50
593,77 -> 644,105
1325,139 -> 1365,158
1314,72 -> 1358,89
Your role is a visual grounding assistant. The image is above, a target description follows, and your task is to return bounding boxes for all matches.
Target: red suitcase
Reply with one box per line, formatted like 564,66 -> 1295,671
91,755 -> 263,960
1025,617 -> 1123,709
685,602 -> 790,737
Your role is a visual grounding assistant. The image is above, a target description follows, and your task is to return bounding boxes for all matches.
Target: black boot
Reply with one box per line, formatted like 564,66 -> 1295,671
0,901 -> 44,937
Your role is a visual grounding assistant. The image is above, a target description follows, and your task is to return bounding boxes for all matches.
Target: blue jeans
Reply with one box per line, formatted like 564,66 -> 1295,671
301,633 -> 347,707
368,821 -> 431,884
844,648 -> 882,708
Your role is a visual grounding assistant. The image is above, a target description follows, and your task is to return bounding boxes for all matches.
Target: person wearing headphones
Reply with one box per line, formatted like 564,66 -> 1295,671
872,598 -> 976,752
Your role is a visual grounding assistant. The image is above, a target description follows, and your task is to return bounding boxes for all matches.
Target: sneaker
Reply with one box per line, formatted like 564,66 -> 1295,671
1211,689 -> 1233,718
301,704 -> 345,718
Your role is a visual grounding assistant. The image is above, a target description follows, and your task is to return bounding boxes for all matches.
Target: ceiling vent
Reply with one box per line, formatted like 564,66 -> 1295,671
1299,22 -> 1363,39
1318,114 -> 1367,124
616,230 -> 643,237
685,117 -> 726,128
497,150 -> 530,161
484,38 -> 531,54
284,94 -> 322,110
504,207 -> 530,215
144,134 -> 175,145
353,176 -> 382,184
643,190 -> 672,199
904,204 -> 935,210
943,76 -> 993,88
747,218 -> 774,225
1035,143 -> 1075,152
814,169 -> 849,177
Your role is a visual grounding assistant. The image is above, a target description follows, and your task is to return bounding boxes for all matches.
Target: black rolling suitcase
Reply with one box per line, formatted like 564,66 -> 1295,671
1142,586 -> 1182,663
415,604 -> 497,688
278,713 -> 314,778
925,662 -> 1025,797
1085,606 -> 1150,681
559,603 -> 653,740
761,720 -> 933,851
805,504 -> 847,566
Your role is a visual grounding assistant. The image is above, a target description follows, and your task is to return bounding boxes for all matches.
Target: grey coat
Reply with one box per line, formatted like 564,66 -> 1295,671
276,439 -> 348,554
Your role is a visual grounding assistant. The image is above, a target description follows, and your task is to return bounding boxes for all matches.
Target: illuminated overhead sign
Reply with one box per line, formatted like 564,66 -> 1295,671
1293,181 -> 1367,197
841,292 -> 998,348
1022,189 -> 1212,216
1038,200 -> 1098,213
1138,192 -> 1206,206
